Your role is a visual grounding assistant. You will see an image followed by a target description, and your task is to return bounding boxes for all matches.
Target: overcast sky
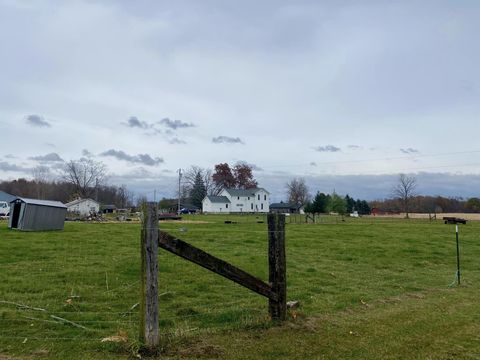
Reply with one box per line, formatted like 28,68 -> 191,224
1,0 -> 479,201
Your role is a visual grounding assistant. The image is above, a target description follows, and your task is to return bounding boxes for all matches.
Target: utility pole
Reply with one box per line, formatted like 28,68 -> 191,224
95,177 -> 99,202
177,169 -> 182,215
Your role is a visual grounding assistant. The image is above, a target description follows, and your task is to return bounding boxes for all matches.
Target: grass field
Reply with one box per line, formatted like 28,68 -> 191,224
0,215 -> 479,359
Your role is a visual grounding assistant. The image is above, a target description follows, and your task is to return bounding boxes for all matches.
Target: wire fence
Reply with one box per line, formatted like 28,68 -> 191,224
1,215 -> 478,358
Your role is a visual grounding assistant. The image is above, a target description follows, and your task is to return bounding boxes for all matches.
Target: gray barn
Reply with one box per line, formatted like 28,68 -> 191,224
9,198 -> 67,231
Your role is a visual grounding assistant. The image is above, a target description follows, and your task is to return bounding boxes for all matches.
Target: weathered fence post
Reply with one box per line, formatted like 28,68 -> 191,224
268,213 -> 286,321
140,202 -> 159,351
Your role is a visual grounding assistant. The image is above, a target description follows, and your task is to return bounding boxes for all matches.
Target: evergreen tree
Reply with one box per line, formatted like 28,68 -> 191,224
311,192 -> 330,213
189,172 -> 207,208
345,194 -> 355,213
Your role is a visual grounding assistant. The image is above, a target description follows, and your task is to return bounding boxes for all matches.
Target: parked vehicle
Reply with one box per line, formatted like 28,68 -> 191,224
180,208 -> 197,214
0,201 -> 10,217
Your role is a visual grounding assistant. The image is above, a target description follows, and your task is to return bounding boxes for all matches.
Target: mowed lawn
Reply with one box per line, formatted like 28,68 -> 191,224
0,215 -> 479,359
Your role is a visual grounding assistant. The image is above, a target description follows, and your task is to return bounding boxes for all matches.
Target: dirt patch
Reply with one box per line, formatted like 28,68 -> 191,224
174,341 -> 225,358
161,220 -> 211,224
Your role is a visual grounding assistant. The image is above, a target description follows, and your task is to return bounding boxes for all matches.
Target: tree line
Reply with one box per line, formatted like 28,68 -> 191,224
0,158 -> 133,208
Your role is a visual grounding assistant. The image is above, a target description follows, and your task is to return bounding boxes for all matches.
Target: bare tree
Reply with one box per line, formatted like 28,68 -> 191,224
183,166 -> 215,196
392,173 -> 417,218
286,178 -> 311,205
32,165 -> 51,199
63,158 -> 107,199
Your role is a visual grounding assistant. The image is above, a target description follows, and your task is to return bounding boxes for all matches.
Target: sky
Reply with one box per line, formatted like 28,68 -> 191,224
1,0 -> 479,201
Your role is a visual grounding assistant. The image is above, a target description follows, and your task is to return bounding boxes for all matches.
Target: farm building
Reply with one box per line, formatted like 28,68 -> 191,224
0,190 -> 17,203
66,198 -> 100,216
8,198 -> 67,231
101,205 -> 117,214
202,188 -> 270,214
270,202 -> 304,214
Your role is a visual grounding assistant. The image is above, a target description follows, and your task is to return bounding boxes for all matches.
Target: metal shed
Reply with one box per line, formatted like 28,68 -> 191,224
8,198 -> 67,231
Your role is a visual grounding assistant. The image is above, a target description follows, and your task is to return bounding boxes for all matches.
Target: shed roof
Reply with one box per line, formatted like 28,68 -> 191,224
12,197 -> 67,209
205,195 -> 231,203
66,198 -> 99,207
223,188 -> 269,197
270,202 -> 302,210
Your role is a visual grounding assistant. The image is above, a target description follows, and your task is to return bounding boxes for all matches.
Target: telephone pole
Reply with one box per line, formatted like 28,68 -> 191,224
177,169 -> 182,215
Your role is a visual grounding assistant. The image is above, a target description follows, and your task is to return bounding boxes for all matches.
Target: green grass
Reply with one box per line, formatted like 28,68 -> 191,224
0,215 -> 479,359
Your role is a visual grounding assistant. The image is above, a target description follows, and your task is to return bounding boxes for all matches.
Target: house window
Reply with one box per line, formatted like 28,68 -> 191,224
264,195 -> 267,201
248,197 -> 250,200
258,195 -> 260,200
261,203 -> 264,210
251,203 -> 253,210
226,203 -> 228,208
238,196 -> 240,200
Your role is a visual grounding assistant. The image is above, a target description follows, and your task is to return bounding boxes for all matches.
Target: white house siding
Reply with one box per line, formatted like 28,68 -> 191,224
202,198 -> 231,213
219,189 -> 270,213
66,199 -> 100,216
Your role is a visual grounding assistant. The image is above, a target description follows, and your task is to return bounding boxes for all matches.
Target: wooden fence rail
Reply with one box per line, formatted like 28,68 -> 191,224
140,203 -> 286,351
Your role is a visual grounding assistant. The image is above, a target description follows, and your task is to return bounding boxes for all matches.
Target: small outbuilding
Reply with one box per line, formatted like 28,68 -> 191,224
270,202 -> 304,214
66,198 -> 100,216
9,198 -> 67,231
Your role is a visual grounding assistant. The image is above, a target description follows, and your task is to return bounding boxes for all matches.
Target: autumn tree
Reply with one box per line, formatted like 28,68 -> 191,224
233,163 -> 258,189
286,178 -> 310,206
212,163 -> 236,194
392,173 -> 417,218
211,162 -> 258,194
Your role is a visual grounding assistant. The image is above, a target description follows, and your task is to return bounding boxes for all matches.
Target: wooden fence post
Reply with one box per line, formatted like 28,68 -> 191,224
140,202 -> 159,351
268,213 -> 286,321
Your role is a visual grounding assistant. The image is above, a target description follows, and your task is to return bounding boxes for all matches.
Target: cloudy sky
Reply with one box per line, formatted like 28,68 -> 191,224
1,0 -> 479,201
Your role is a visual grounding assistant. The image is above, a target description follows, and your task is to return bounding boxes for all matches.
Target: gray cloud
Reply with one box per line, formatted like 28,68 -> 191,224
310,162 -> 317,166
100,149 -> 164,166
313,145 -> 341,152
0,161 -> 30,172
159,118 -> 194,130
4,154 -> 17,159
348,145 -> 362,150
235,161 -> 263,171
169,137 -> 187,144
82,149 -> 93,157
29,152 -> 64,162
400,148 -> 420,154
124,116 -> 150,129
212,136 -> 244,144
26,114 -> 50,128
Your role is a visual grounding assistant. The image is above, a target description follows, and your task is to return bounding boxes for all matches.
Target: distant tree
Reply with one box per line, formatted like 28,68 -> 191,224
309,192 -> 330,213
211,162 -> 258,193
233,163 -> 258,189
392,174 -> 417,218
357,200 -> 371,215
212,163 -> 236,194
32,165 -> 51,199
286,178 -> 310,206
329,193 -> 347,215
63,158 -> 107,198
345,194 -> 355,213
189,172 -> 207,208
466,198 -> 480,213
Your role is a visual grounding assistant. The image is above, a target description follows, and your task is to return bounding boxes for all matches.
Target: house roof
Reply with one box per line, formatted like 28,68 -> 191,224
223,188 -> 269,197
0,190 -> 17,203
270,202 -> 303,210
205,195 -> 231,203
66,198 -> 99,207
12,197 -> 67,209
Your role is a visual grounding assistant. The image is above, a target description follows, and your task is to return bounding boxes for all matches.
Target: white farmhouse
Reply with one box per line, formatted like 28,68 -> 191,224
66,198 -> 100,216
202,188 -> 270,214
